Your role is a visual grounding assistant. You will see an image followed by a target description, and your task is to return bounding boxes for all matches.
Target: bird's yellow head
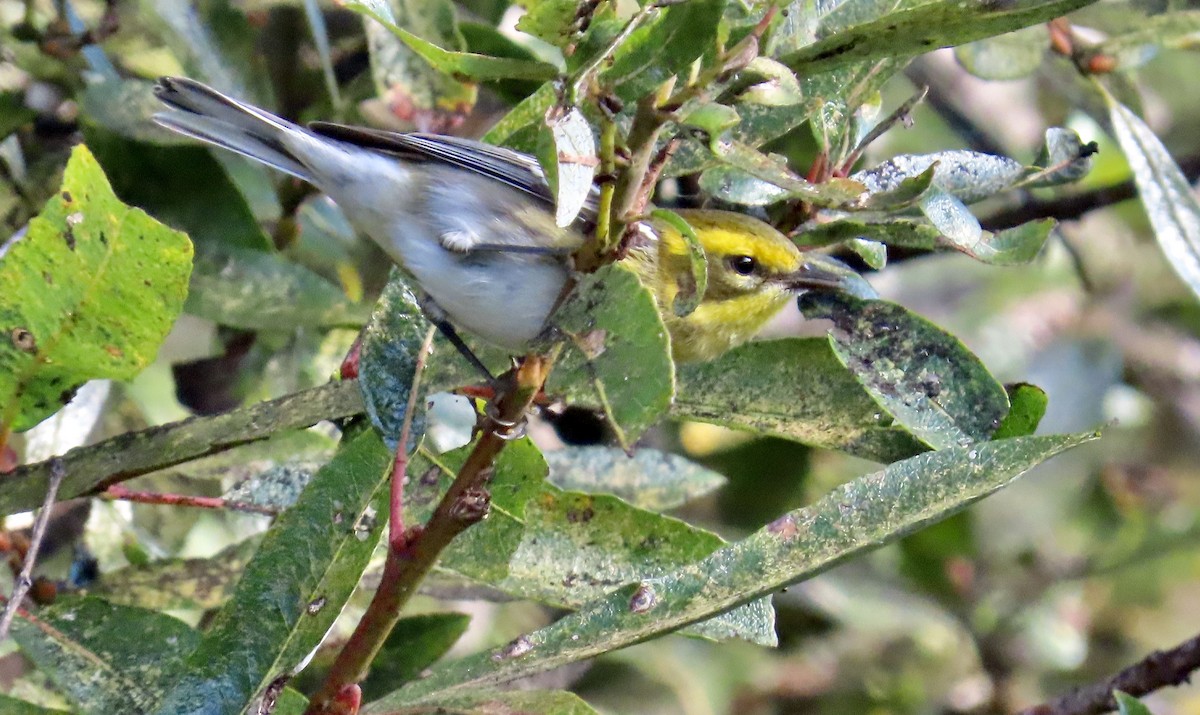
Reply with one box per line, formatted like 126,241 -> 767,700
625,209 -> 872,363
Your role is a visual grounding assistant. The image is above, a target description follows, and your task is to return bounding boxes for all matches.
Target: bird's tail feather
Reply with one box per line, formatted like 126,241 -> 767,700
153,77 -> 314,183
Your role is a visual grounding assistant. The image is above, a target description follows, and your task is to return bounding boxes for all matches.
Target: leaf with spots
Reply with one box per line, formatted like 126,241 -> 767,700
544,446 -> 726,510
799,293 -> 1009,450
9,597 -> 199,715
0,145 -> 193,434
673,338 -> 925,463
369,431 -> 1095,709
408,439 -> 775,645
548,264 -> 674,447
148,429 -> 393,715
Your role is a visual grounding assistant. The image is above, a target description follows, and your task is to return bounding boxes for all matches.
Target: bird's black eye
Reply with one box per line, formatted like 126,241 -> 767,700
728,255 -> 757,276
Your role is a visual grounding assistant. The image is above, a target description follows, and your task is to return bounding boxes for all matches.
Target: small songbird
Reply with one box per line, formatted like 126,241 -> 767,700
152,77 -> 871,364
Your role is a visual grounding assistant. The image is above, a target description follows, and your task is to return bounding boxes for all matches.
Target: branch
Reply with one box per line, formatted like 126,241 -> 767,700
0,380 -> 364,516
0,458 -> 65,640
305,354 -> 554,715
982,153 -> 1200,232
1019,632 -> 1200,715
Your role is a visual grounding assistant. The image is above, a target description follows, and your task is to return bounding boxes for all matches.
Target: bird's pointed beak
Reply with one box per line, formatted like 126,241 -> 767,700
783,254 -> 877,299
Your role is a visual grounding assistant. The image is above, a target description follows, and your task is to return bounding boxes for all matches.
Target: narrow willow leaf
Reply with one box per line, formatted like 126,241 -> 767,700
847,238 -> 887,270
350,0 -> 477,130
780,0 -> 1099,75
674,338 -> 925,463
799,294 -> 1009,450
0,145 -> 192,433
681,103 -> 741,137
1086,11 -> 1200,71
709,137 -> 865,205
91,538 -> 262,611
410,440 -> 774,645
544,446 -> 726,510
600,0 -> 725,101
367,431 -> 1096,708
698,166 -> 790,206
149,431 -> 393,715
798,216 -> 1055,265
0,696 -> 70,715
1104,89 -> 1200,301
347,0 -> 559,81
0,380 -> 363,516
11,597 -> 199,714
852,150 -> 1025,205
413,690 -> 600,714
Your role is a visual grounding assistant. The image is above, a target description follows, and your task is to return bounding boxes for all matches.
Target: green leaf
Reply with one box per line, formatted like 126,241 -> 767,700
347,0 -> 559,82
185,244 -> 367,329
1085,10 -> 1200,71
799,294 -> 1009,450
0,145 -> 193,433
680,103 -> 742,137
361,613 -> 472,699
358,270 -> 434,452
548,264 -> 674,446
82,127 -> 271,252
91,538 -> 262,611
1028,127 -> 1095,187
10,597 -> 199,714
735,58 -> 805,107
411,439 -> 775,645
992,383 -> 1048,439
350,0 -> 478,130
600,0 -> 726,101
955,26 -> 1048,81
0,696 -> 70,715
707,137 -> 865,206
406,690 -> 600,714
1103,88 -> 1200,302
798,216 -> 1056,265
852,150 -> 1026,205
1115,691 -> 1156,715
674,338 -> 925,463
649,209 -> 708,318
544,446 -> 726,510
482,82 -> 556,148
459,21 -> 552,102
0,380 -> 364,516
780,0 -> 1100,75
370,431 -> 1096,707
149,430 -> 393,715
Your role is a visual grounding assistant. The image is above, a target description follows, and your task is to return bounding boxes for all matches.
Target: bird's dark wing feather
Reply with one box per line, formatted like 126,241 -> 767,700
309,122 -> 600,220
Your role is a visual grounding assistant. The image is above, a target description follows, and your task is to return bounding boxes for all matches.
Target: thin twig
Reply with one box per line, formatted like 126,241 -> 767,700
0,458 -> 66,640
1018,632 -> 1200,715
388,326 -> 438,553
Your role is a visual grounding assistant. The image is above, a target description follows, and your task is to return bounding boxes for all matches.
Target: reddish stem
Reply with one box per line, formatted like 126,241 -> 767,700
103,484 -> 278,516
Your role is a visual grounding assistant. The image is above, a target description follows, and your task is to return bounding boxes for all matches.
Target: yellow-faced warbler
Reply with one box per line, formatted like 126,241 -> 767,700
153,77 -> 872,363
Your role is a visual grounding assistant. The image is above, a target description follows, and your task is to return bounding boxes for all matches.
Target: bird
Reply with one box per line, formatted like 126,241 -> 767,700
152,77 -> 871,365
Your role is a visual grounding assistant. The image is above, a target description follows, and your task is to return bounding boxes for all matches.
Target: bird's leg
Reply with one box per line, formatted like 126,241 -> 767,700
418,295 -> 498,386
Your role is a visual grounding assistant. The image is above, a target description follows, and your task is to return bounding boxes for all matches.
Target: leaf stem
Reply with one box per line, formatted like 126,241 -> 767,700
305,353 -> 555,715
